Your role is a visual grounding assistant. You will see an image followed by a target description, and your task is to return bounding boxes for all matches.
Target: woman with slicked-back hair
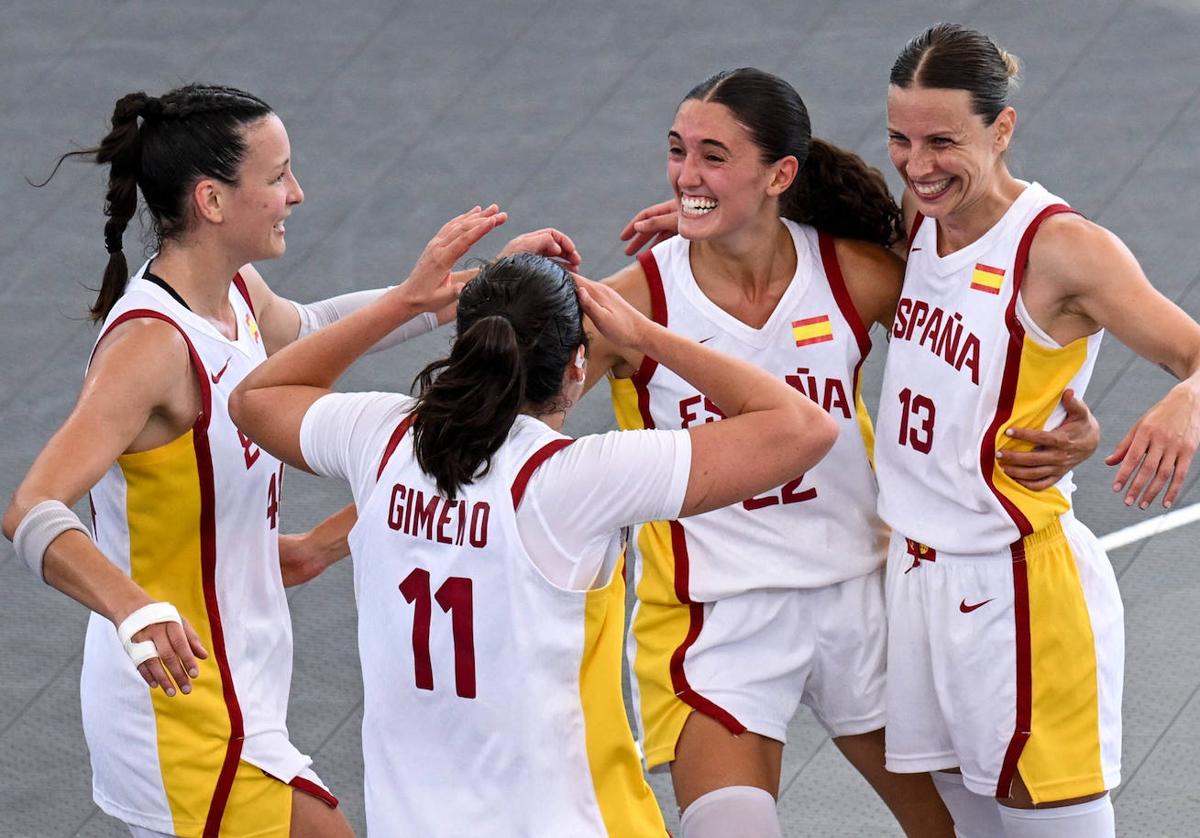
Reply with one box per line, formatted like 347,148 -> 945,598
229,216 -> 839,834
612,67 -> 1100,836
1,84 -> 572,838
874,23 -> 1200,838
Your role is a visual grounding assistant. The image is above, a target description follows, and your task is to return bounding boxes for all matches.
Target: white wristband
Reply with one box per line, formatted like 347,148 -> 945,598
117,602 -> 182,667
292,291 -> 439,353
12,499 -> 90,580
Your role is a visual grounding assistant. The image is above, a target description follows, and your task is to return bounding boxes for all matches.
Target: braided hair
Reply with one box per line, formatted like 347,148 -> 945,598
38,84 -> 272,321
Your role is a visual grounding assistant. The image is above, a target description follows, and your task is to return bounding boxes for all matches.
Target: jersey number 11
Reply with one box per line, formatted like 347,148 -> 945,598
399,568 -> 477,699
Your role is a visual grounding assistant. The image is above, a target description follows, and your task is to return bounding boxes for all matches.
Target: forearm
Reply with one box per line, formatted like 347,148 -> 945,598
304,504 -> 355,568
637,322 -> 804,419
245,286 -> 426,395
40,531 -> 153,625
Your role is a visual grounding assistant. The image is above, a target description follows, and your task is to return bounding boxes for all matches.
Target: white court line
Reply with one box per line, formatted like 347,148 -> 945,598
1098,502 -> 1200,552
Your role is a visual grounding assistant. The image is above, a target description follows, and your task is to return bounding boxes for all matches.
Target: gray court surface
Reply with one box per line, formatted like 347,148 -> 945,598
2,0 -> 1199,835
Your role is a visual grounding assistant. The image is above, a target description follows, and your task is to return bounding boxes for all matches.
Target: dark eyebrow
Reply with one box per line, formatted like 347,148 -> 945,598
667,131 -> 732,154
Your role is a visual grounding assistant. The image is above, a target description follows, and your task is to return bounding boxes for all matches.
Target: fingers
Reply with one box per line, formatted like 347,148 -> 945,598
1122,442 -> 1163,508
1163,449 -> 1194,508
1105,423 -> 1137,469
618,200 -> 676,241
621,215 -> 679,256
183,618 -> 209,660
1002,426 -> 1059,448
995,446 -> 1065,468
130,621 -> 208,697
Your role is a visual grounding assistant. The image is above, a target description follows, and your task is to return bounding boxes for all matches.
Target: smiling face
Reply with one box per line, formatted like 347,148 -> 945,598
216,113 -> 304,262
667,98 -> 794,241
886,84 -> 1015,222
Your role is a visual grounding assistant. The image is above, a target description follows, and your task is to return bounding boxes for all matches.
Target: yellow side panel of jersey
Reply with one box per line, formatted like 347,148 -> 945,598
609,375 -> 643,432
121,431 -> 231,836
991,334 -> 1089,532
579,567 -> 667,836
1018,523 -> 1105,802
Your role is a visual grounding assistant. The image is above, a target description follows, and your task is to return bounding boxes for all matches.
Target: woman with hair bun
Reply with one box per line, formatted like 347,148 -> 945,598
229,215 -> 839,835
875,23 -> 1200,838
610,67 -> 1099,836
2,84 -> 570,837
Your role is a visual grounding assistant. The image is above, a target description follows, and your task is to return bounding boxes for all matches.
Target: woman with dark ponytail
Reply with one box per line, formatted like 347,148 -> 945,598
3,83 -> 570,837
594,68 -> 1102,837
229,211 -> 838,835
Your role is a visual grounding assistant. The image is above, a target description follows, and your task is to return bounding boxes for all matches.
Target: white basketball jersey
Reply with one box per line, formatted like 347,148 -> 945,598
348,413 -> 666,836
83,262 -> 310,835
875,183 -> 1103,553
611,220 -> 887,599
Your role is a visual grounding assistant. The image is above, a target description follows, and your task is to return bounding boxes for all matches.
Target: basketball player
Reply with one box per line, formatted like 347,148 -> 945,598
874,24 -> 1200,838
602,69 -> 1099,837
227,208 -> 839,834
1,85 -> 573,838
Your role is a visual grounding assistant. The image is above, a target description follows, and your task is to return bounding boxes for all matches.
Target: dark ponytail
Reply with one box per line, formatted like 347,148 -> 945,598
684,68 -> 901,247
785,139 -> 902,247
35,84 -> 272,322
410,254 -> 585,499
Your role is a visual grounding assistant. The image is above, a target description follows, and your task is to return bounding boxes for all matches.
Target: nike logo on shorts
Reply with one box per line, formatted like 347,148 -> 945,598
959,598 -> 994,613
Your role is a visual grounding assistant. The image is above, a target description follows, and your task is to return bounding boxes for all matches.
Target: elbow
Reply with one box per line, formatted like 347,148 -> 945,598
227,384 -> 250,433
785,402 -> 838,472
811,410 -> 840,461
2,502 -> 20,542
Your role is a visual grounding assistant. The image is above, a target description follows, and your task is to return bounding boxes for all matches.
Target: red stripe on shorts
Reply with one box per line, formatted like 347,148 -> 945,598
996,538 -> 1032,798
666,520 -> 746,735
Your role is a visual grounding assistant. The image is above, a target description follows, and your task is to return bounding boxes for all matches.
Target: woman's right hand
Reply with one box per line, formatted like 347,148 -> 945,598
397,205 -> 508,313
619,199 -> 679,256
576,276 -> 652,353
125,612 -> 209,697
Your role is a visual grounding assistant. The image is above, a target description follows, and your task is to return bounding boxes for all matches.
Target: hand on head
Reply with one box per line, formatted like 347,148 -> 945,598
399,205 -> 507,312
575,276 -> 650,352
498,227 -> 582,270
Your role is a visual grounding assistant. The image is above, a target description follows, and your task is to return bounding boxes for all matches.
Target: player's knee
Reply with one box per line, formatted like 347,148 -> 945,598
679,785 -> 781,838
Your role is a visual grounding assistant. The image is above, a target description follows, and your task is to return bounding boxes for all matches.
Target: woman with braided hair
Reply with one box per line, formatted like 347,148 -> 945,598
2,83 -> 570,837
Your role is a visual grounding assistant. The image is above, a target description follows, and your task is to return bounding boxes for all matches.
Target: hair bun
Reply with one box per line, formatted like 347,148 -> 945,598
142,97 -> 163,118
999,48 -> 1022,83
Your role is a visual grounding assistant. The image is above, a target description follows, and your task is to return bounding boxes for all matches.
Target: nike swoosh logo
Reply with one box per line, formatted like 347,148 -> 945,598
959,598 -> 994,613
910,247 -> 923,252
210,359 -> 231,384
699,336 -> 716,344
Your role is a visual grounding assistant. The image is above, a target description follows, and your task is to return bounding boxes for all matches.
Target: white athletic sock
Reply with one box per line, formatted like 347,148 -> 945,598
679,785 -> 782,838
930,771 -> 1005,838
997,794 -> 1114,838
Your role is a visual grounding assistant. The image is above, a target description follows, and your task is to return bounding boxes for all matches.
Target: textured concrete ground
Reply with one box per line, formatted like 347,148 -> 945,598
2,1 -> 1199,834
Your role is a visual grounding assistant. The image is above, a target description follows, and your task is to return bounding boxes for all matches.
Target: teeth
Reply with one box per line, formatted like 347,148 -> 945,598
912,179 -> 951,197
681,195 -> 717,215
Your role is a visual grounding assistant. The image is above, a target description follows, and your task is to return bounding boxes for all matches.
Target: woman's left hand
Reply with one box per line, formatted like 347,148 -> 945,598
498,227 -> 581,269
397,205 -> 508,312
1105,380 -> 1200,509
998,389 -> 1100,491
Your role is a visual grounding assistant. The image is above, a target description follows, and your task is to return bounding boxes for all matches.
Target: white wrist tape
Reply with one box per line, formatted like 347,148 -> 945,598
291,290 -> 439,353
117,602 -> 182,667
12,499 -> 90,580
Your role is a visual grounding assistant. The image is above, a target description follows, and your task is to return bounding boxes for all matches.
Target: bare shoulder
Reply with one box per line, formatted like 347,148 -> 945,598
91,315 -> 191,378
602,260 -> 653,319
85,315 -> 197,429
235,262 -> 273,306
833,237 -> 905,328
1027,212 -> 1135,296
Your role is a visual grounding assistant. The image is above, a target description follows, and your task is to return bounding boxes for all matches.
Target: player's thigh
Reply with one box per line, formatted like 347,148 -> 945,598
671,710 -> 784,811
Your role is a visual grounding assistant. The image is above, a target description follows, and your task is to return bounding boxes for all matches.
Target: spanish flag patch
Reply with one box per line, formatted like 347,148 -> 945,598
970,263 -> 1005,294
245,311 -> 261,343
792,315 -> 833,347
